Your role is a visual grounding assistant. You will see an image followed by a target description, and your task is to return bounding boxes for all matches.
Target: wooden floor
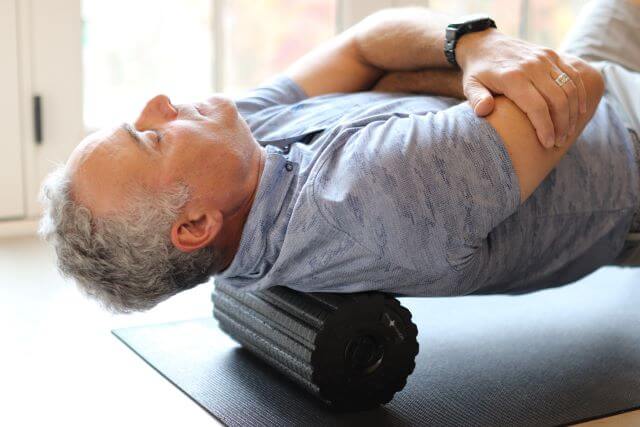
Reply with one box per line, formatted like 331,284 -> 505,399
1,236 -> 638,426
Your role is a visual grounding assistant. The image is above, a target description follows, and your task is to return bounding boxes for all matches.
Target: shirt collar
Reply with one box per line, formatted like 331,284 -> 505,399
218,145 -> 296,280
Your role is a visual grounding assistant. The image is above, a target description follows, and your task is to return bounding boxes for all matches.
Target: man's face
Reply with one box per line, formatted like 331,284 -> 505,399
68,94 -> 258,217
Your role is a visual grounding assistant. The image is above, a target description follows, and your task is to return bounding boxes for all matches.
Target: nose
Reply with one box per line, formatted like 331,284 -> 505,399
134,94 -> 178,130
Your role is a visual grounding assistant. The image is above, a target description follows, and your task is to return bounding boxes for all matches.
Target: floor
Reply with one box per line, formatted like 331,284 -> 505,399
2,236 -> 639,427
1,236 -> 217,427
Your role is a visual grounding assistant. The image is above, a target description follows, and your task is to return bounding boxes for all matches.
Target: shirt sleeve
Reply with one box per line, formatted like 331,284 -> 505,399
313,102 -> 521,279
233,75 -> 308,119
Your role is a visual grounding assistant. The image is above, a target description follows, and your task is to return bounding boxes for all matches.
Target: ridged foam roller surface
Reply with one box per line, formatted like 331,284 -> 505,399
212,282 -> 419,409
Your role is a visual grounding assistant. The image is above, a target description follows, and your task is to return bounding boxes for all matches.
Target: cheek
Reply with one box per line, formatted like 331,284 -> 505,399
155,164 -> 177,188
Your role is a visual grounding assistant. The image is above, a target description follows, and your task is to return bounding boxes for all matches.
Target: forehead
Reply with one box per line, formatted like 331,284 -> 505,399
67,125 -> 148,215
67,125 -> 126,170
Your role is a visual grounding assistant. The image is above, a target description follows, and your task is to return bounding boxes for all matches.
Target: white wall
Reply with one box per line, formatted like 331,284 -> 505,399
0,0 -> 26,220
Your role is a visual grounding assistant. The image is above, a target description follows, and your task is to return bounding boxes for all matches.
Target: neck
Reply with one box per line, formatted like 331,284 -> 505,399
216,146 -> 266,270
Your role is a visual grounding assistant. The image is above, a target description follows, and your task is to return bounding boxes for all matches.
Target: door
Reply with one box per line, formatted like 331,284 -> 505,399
20,0 -> 83,218
0,0 -> 25,220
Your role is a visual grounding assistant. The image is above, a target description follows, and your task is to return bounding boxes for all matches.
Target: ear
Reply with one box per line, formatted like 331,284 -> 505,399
170,210 -> 223,253
135,94 -> 178,130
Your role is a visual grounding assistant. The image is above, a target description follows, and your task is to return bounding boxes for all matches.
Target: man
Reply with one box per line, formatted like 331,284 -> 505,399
40,0 -> 640,312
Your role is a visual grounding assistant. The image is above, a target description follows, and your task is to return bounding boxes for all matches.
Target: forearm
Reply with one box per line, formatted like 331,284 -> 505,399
352,7 -> 452,72
287,7 -> 454,96
289,4 -> 589,151
486,61 -> 604,202
373,69 -> 464,98
377,60 -> 605,203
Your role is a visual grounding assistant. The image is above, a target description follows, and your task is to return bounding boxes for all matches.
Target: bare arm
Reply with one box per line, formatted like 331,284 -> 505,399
286,8 -> 462,98
286,5 -> 606,203
487,59 -> 604,202
374,56 -> 604,202
287,7 -> 589,148
373,68 -> 464,98
286,8 -> 451,97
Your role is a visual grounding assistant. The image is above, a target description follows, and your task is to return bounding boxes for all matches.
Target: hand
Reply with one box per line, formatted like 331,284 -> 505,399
456,29 -> 588,148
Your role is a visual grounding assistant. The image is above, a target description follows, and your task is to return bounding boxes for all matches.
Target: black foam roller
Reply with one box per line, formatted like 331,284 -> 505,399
211,282 -> 419,409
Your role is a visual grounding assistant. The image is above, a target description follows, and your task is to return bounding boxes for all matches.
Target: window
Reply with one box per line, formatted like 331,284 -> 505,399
82,0 -> 336,129
82,0 -> 588,129
222,0 -> 336,95
82,0 -> 215,129
522,0 -> 590,48
428,0 -> 590,46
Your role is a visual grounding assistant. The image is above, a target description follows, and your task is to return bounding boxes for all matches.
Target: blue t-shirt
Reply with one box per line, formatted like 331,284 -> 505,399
216,76 -> 639,296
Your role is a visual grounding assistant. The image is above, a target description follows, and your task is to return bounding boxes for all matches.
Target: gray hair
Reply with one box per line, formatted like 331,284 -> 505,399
39,166 -> 224,313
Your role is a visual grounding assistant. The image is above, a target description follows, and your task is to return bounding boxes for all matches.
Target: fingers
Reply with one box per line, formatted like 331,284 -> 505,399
507,80 -> 555,148
531,60 -> 581,146
463,77 -> 495,116
557,57 -> 587,115
529,67 -> 571,146
512,56 -> 581,148
475,95 -> 495,117
551,65 -> 579,144
459,40 -> 587,149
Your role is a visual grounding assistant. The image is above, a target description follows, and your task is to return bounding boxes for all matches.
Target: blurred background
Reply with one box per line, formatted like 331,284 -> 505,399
2,1 -> 605,426
0,0 -> 589,229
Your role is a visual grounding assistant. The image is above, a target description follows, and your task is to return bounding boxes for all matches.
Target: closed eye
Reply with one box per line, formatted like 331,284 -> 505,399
151,130 -> 162,143
144,129 -> 164,149
121,123 -> 164,152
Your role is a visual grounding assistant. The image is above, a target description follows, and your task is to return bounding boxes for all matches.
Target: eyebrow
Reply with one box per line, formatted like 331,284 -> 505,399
121,123 -> 142,145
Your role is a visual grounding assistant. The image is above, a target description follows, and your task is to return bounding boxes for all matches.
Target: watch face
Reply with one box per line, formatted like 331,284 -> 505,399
446,27 -> 458,41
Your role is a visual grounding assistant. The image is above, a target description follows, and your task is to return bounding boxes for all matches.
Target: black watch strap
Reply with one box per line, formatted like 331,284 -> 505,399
444,15 -> 497,68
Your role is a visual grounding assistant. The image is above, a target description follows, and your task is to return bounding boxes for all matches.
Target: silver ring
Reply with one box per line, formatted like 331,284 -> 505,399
555,72 -> 571,87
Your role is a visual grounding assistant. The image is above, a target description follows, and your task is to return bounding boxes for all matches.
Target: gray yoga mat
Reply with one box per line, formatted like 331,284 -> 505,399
113,266 -> 640,426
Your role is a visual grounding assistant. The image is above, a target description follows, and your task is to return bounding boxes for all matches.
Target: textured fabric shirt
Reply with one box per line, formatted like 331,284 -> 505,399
216,76 -> 639,296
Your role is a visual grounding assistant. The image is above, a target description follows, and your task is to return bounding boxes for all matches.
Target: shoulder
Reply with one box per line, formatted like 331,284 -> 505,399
233,75 -> 309,119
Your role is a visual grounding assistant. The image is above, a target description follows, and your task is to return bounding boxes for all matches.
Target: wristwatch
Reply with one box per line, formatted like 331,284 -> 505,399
444,14 -> 497,68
